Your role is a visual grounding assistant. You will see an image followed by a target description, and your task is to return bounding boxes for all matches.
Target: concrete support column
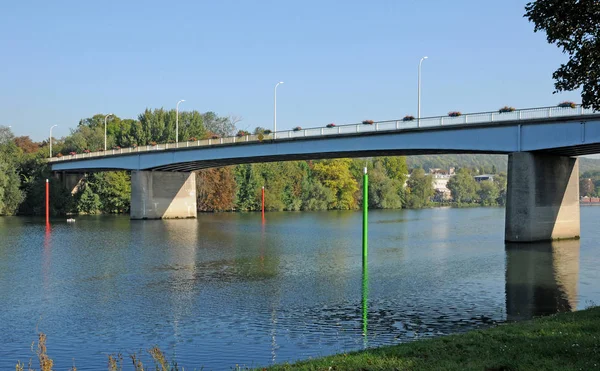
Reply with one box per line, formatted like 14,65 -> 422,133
130,171 -> 197,219
505,152 -> 580,242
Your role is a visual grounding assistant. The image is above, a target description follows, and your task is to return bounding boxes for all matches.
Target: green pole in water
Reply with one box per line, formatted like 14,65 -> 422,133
362,167 -> 368,266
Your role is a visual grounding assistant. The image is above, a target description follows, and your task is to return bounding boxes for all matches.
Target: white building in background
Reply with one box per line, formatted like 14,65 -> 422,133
428,168 -> 454,201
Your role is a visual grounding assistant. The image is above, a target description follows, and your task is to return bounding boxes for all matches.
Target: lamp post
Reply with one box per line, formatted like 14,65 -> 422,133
49,125 -> 58,158
176,99 -> 185,143
418,56 -> 428,127
104,113 -> 113,151
274,82 -> 284,138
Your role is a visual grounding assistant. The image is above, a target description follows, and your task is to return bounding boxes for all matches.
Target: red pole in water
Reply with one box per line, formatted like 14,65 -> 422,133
45,179 -> 49,225
261,186 -> 265,218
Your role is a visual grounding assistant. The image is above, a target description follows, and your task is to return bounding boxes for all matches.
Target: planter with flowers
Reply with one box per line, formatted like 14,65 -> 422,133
113,146 -> 121,150
293,126 -> 302,132
132,144 -> 137,148
188,137 -> 197,142
558,101 -> 577,109
236,130 -> 250,137
83,149 -> 91,153
69,151 -> 77,156
150,141 -> 157,146
362,120 -> 374,125
499,106 -> 516,113
326,123 -> 336,128
56,153 -> 63,158
448,111 -> 462,117
402,115 -> 415,122
211,135 -> 220,139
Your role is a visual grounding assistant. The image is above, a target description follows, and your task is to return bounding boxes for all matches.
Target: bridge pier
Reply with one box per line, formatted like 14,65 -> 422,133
130,171 -> 197,219
505,152 -> 580,242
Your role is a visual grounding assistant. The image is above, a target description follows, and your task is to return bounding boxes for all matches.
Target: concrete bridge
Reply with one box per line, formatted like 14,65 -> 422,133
49,105 -> 600,242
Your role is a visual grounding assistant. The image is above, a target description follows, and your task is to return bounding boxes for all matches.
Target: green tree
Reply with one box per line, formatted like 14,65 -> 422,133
478,180 -> 500,206
525,0 -> 600,109
76,185 -> 101,214
368,162 -> 402,209
234,164 -> 260,211
494,172 -> 508,205
405,168 -> 434,209
86,172 -> 131,213
447,168 -> 480,204
380,156 -> 408,185
301,179 -> 335,210
312,159 -> 359,210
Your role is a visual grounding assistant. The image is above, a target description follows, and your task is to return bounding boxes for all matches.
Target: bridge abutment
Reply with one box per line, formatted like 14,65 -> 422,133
505,152 -> 580,242
130,171 -> 197,219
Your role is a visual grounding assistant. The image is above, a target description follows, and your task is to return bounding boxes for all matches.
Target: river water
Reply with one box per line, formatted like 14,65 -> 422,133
0,207 -> 599,370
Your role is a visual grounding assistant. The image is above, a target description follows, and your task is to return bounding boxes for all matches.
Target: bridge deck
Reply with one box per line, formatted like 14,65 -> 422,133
49,105 -> 600,172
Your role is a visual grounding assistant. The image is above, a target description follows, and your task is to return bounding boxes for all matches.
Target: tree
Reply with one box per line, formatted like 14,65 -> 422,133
447,168 -> 479,204
368,162 -> 402,209
301,180 -> 335,210
380,156 -> 408,185
494,172 -> 508,205
312,159 -> 359,210
202,112 -> 239,137
197,167 -> 236,211
234,164 -> 261,211
478,180 -> 500,206
76,185 -> 101,214
14,136 -> 40,154
525,1 -> 600,110
405,168 -> 434,209
581,178 -> 594,197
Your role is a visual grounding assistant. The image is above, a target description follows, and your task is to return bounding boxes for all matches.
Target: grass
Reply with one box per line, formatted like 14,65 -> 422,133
259,307 -> 600,371
16,308 -> 600,370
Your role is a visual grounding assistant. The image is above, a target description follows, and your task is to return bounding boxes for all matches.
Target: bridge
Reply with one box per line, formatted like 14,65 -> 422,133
49,105 -> 600,243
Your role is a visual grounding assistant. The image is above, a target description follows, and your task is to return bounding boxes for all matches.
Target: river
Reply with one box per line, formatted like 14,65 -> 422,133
0,207 -> 599,370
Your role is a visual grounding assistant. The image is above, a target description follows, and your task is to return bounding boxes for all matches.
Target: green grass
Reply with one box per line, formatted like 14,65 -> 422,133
260,307 -> 600,371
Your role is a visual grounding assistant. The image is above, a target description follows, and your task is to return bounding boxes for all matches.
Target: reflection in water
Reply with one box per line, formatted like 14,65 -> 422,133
361,263 -> 368,348
43,224 -> 52,300
505,240 -> 580,321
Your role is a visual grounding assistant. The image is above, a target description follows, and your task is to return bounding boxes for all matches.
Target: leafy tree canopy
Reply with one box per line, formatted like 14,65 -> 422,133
525,0 -> 600,109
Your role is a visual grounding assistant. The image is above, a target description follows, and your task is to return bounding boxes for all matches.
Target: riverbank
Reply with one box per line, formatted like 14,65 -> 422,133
262,307 -> 600,370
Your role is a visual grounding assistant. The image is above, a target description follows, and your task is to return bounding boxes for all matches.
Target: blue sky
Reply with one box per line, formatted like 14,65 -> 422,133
0,0 -> 580,141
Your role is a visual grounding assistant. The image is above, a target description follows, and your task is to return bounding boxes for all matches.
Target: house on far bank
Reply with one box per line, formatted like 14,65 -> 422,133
430,170 -> 453,201
474,174 -> 494,182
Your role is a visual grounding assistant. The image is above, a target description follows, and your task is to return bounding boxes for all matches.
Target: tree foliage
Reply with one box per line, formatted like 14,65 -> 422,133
447,168 -> 479,204
405,168 -> 434,209
525,0 -> 600,109
197,167 -> 236,211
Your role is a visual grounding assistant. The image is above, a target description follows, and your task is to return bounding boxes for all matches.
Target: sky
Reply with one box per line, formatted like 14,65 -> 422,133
0,0 -> 582,141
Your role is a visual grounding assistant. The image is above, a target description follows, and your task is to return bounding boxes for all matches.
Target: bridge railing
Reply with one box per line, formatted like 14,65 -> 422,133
48,105 -> 598,163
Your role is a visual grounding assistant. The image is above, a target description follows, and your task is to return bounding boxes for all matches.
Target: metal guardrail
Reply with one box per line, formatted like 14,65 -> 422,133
48,105 -> 598,163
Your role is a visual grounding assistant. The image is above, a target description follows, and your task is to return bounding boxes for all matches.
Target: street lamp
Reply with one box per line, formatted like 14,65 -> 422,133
176,99 -> 185,144
274,81 -> 284,138
104,113 -> 113,151
418,56 -> 428,127
49,125 -> 58,158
